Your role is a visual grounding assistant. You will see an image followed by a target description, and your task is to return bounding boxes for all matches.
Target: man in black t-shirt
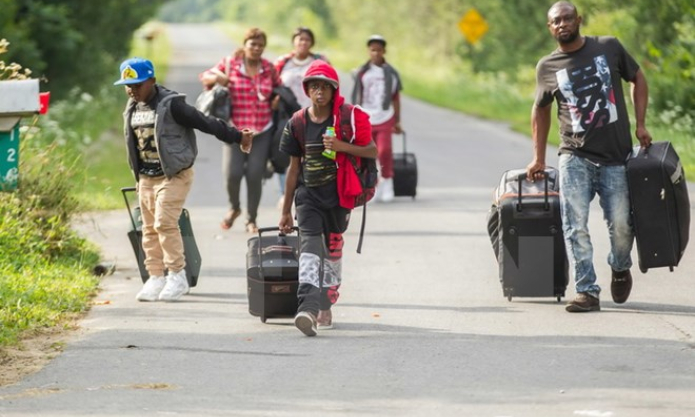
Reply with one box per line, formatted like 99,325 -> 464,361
525,2 -> 652,312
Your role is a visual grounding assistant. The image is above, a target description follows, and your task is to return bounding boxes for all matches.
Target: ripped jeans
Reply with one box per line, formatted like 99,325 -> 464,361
559,154 -> 633,298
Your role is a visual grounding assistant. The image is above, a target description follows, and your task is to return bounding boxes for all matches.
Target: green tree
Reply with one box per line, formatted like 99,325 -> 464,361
1,0 -> 164,99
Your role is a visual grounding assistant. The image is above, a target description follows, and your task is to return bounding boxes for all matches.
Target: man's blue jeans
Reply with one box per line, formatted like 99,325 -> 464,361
558,154 -> 634,298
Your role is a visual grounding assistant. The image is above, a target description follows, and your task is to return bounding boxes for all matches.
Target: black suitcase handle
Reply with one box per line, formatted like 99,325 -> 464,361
254,227 -> 327,292
399,131 -> 408,154
257,226 -> 298,236
255,226 -> 299,280
516,172 -> 549,212
121,186 -> 139,231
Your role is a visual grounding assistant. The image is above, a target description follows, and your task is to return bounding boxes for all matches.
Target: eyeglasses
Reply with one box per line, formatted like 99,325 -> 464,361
308,82 -> 332,92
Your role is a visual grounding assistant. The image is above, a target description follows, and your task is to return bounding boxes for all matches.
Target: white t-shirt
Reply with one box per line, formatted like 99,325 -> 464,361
280,56 -> 317,109
360,63 -> 397,125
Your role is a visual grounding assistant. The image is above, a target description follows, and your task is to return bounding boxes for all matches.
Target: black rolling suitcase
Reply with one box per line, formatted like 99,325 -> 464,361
121,187 -> 202,287
392,132 -> 418,198
627,141 -> 690,273
493,168 -> 568,301
246,227 -> 300,323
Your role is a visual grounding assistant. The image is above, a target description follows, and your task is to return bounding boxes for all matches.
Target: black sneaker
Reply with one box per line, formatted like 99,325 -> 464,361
611,269 -> 633,304
565,292 -> 600,312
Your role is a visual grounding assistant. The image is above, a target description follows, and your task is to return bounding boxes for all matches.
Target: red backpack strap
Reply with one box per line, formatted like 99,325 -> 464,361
274,53 -> 294,75
337,104 -> 354,142
288,108 -> 308,154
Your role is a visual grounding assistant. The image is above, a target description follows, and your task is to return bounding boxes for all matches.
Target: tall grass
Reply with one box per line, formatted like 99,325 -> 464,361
0,135 -> 101,346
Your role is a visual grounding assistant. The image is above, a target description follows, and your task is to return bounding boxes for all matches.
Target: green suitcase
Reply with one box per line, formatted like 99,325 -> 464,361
121,187 -> 201,287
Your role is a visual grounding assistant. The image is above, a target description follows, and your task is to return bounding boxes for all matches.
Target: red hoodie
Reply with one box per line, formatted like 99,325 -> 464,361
302,60 -> 372,209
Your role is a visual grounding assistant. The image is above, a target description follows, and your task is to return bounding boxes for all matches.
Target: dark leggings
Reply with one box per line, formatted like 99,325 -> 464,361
222,129 -> 272,223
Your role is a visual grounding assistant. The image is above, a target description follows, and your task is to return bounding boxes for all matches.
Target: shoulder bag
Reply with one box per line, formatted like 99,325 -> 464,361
195,57 -> 231,120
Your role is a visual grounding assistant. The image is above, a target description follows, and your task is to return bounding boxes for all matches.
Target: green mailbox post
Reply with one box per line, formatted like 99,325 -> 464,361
0,79 -> 40,191
0,123 -> 19,190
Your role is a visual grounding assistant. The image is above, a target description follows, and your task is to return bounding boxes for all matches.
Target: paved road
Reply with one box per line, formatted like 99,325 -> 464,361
1,23 -> 695,417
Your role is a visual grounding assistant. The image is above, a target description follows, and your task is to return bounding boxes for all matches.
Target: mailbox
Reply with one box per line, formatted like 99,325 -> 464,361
0,78 -> 40,191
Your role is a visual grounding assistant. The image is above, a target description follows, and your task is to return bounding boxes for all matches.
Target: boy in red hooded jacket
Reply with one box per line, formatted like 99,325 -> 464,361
278,60 -> 377,336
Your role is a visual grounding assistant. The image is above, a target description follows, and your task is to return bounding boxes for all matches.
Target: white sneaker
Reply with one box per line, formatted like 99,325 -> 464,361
158,270 -> 189,302
294,311 -> 317,337
380,177 -> 395,203
136,276 -> 165,302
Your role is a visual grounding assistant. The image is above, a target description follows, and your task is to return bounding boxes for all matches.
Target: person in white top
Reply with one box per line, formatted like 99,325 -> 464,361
275,27 -> 328,108
350,34 -> 403,203
272,27 -> 329,205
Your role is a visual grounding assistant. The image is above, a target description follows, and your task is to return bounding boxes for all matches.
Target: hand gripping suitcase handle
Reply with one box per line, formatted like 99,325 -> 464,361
120,186 -> 138,230
257,226 -> 299,237
516,172 -> 549,212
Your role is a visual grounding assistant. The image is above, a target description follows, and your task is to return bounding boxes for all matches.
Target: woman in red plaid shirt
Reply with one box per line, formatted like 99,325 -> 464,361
201,27 -> 282,233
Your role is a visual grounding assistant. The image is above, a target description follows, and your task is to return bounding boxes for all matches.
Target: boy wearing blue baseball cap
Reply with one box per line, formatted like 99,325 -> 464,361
115,57 -> 254,302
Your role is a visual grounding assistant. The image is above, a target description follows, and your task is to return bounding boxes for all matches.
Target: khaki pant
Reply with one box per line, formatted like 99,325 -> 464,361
138,168 -> 194,276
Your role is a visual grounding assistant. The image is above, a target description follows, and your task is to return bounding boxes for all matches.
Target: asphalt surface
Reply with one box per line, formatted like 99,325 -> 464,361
1,23 -> 695,417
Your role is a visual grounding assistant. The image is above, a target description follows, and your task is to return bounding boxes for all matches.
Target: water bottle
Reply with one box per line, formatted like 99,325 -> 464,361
322,127 -> 336,160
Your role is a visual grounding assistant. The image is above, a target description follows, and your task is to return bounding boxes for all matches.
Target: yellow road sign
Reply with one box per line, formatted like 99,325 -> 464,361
458,8 -> 489,44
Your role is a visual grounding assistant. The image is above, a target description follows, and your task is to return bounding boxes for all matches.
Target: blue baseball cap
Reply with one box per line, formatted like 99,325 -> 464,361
114,57 -> 155,85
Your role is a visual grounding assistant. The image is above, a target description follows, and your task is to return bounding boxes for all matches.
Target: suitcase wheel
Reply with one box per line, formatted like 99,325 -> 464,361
507,294 -> 512,302
639,265 -> 648,274
261,316 -> 267,323
556,296 -> 561,303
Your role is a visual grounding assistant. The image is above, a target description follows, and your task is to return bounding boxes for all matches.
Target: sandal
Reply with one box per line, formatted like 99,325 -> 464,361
220,209 -> 241,230
245,221 -> 258,234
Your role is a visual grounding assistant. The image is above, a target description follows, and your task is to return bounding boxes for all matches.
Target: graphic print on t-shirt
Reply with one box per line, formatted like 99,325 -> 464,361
131,107 -> 163,177
556,54 -> 617,134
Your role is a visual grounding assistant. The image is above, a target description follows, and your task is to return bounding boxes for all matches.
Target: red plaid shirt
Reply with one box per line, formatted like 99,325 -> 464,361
206,56 -> 281,132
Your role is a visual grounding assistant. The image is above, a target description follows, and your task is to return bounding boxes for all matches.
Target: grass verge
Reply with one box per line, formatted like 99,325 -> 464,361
0,139 -> 101,349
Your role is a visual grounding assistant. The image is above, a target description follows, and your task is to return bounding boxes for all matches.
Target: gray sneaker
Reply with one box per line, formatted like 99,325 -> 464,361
294,311 -> 317,337
565,292 -> 600,312
136,276 -> 165,302
158,270 -> 189,302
